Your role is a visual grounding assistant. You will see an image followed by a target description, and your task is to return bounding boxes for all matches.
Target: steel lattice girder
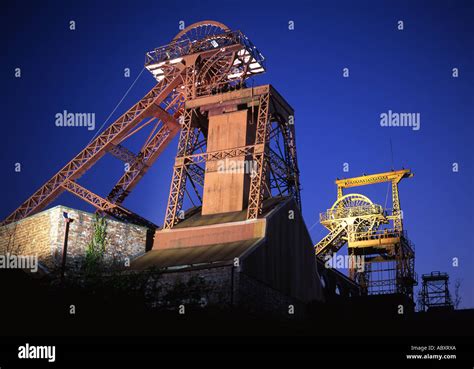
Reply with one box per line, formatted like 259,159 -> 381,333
2,21 -> 267,228
335,169 -> 413,232
1,65 -> 184,227
163,108 -> 199,229
315,170 -> 416,299
162,84 -> 301,229
61,179 -> 158,229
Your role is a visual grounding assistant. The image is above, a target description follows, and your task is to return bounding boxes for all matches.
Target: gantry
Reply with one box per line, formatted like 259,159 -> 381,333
315,169 -> 417,299
418,272 -> 453,312
2,21 -> 300,233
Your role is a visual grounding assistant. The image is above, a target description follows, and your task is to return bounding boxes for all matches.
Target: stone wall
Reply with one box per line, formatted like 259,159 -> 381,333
0,210 -> 51,267
144,265 -> 304,318
0,205 -> 149,274
146,266 -> 234,309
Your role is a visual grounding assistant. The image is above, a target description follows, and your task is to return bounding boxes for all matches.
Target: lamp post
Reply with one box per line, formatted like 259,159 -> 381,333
60,212 -> 74,284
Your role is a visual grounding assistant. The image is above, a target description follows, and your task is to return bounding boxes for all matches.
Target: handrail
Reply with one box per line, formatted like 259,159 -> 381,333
348,228 -> 415,252
145,30 -> 265,69
320,204 -> 384,222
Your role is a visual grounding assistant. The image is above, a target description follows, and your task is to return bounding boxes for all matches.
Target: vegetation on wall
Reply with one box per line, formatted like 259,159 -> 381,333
84,213 -> 107,275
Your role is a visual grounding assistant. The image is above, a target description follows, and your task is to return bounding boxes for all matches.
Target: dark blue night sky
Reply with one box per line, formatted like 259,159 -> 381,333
1,0 -> 472,307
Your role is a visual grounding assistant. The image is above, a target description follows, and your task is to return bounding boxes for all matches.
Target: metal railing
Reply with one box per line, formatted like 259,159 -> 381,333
320,204 -> 384,223
349,228 -> 404,243
145,30 -> 265,69
348,229 -> 416,251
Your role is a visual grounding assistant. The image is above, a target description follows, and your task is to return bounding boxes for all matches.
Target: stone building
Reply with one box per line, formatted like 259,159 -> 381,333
0,205 -> 149,275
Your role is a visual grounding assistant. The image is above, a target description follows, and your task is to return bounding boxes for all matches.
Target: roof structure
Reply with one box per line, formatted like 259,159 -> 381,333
130,238 -> 261,271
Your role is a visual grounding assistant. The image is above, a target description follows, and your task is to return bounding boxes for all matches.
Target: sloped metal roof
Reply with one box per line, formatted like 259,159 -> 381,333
174,196 -> 286,229
130,238 -> 261,271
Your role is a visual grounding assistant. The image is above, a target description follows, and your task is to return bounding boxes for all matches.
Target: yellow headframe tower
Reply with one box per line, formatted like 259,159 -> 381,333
315,169 -> 417,300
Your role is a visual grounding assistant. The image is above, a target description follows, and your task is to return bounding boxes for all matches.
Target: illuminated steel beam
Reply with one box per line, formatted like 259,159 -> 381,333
247,93 -> 271,219
106,110 -> 181,205
184,145 -> 255,165
335,169 -> 413,189
187,164 -> 205,187
162,84 -> 301,227
1,65 -> 185,226
3,21 -> 271,233
61,180 -> 158,229
335,169 -> 413,232
108,144 -> 139,164
107,125 -> 177,205
163,108 -> 199,229
316,169 -> 416,299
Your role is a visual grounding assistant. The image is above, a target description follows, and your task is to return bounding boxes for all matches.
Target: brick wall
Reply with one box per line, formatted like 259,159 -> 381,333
0,205 -> 149,274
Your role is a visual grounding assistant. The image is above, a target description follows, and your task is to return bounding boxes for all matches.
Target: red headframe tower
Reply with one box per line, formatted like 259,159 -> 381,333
1,21 -> 356,307
2,20 -> 300,237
